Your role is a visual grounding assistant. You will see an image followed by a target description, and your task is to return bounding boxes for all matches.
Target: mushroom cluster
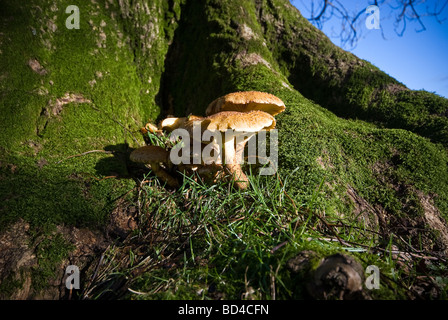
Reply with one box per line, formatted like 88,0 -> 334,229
130,91 -> 285,189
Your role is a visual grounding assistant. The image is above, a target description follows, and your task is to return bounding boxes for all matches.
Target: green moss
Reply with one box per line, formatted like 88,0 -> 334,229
0,273 -> 24,299
31,232 -> 74,292
0,156 -> 134,231
277,93 -> 448,221
0,0 -> 184,232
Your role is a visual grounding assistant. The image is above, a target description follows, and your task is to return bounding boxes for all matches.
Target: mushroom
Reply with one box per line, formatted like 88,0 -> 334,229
183,110 -> 276,189
153,91 -> 285,189
159,115 -> 204,132
130,145 -> 179,188
159,117 -> 188,132
206,91 -> 286,116
141,122 -> 161,135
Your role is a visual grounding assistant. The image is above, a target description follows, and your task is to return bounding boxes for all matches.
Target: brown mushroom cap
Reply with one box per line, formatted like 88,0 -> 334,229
144,122 -> 159,133
159,117 -> 188,132
130,145 -> 169,164
183,110 -> 276,135
130,145 -> 179,188
207,110 -> 276,132
205,91 -> 286,116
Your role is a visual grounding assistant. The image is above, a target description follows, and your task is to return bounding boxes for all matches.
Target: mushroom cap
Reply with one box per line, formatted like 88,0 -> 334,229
207,110 -> 276,132
141,122 -> 159,135
159,117 -> 188,131
206,91 -> 286,116
145,122 -> 159,133
183,110 -> 276,135
130,145 -> 169,164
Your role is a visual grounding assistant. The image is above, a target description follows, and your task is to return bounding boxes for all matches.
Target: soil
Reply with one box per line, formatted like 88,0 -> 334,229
0,199 -> 137,299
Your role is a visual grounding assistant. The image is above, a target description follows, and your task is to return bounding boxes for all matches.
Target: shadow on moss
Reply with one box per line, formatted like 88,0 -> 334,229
94,143 -> 134,179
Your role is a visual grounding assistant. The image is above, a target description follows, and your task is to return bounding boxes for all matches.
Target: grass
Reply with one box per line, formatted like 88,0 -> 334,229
79,152 -> 441,300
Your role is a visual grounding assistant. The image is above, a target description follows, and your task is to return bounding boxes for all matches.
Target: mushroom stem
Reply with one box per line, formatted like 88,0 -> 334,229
235,134 -> 255,165
150,162 -> 179,188
223,132 -> 249,190
224,163 -> 249,190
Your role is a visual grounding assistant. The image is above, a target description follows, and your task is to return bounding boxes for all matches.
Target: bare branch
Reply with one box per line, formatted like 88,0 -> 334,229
295,0 -> 448,49
312,0 -> 328,20
408,0 -> 426,32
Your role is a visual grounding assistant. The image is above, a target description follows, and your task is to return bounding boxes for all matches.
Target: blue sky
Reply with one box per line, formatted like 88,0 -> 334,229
291,0 -> 448,98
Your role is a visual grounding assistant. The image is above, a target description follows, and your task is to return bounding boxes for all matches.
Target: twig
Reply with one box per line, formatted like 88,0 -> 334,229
270,265 -> 276,300
310,235 -> 444,261
127,288 -> 148,295
270,241 -> 288,254
56,150 -> 112,164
